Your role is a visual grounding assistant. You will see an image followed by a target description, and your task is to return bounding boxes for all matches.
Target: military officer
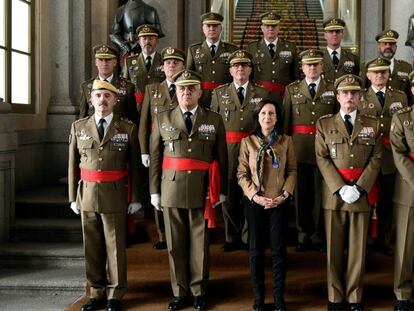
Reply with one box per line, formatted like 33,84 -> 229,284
315,74 -> 382,311
149,70 -> 228,311
124,24 -> 165,108
247,11 -> 299,101
210,49 -> 268,251
390,71 -> 414,311
138,46 -> 185,250
282,49 -> 338,251
186,12 -> 238,108
360,57 -> 408,255
361,30 -> 413,97
69,80 -> 143,311
79,44 -> 138,124
321,18 -> 360,83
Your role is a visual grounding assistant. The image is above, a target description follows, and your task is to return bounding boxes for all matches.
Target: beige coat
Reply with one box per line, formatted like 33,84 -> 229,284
237,134 -> 297,200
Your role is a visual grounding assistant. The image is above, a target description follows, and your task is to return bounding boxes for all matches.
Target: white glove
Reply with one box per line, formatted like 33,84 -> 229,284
214,194 -> 227,207
127,202 -> 142,214
151,193 -> 162,211
141,154 -> 150,168
340,185 -> 360,204
70,202 -> 80,215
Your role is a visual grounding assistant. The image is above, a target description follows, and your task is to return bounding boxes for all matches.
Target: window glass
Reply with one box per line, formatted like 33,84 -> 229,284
0,49 -> 5,100
11,51 -> 29,104
12,0 -> 30,53
0,0 -> 5,46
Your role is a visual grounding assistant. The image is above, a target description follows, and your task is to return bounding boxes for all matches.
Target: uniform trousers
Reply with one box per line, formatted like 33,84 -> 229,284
376,173 -> 395,248
163,207 -> 210,297
295,163 -> 324,245
81,211 -> 127,300
245,198 -> 287,305
324,209 -> 369,303
394,204 -> 414,300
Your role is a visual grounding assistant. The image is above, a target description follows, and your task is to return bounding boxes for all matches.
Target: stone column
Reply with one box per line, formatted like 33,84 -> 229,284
324,0 -> 338,18
0,98 -> 17,243
46,0 -> 91,183
360,0 -> 383,61
387,0 -> 414,63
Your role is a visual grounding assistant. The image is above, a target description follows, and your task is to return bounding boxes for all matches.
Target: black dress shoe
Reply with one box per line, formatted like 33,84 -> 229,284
327,301 -> 342,311
153,241 -> 167,250
349,303 -> 363,311
395,300 -> 409,311
296,242 -> 313,252
80,298 -> 107,311
376,245 -> 394,256
222,241 -> 244,252
168,296 -> 189,311
253,303 -> 265,311
193,296 -> 207,310
106,299 -> 121,311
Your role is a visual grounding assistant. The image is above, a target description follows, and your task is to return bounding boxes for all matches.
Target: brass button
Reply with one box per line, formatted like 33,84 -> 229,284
311,121 -> 315,125
99,147 -> 103,150
240,127 -> 244,130
349,142 -> 353,146
188,149 -> 192,152
311,112 -> 315,115
98,158 -> 103,161
380,123 -> 384,127
119,148 -> 122,151
188,138 -> 192,142
380,115 -> 384,119
240,117 -> 244,120
212,60 -> 215,64
272,70 -> 275,74
350,154 -> 354,158
312,102 -> 316,105
212,70 -> 216,74
240,109 -> 244,112
271,79 -> 275,82
187,170 -> 192,174
272,62 -> 275,65
349,166 -> 354,170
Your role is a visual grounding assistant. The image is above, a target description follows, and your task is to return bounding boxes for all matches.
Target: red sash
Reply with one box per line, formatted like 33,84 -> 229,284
409,153 -> 414,161
200,82 -> 223,90
257,80 -> 285,93
292,125 -> 316,135
226,131 -> 250,143
382,136 -> 390,145
135,91 -> 144,105
162,157 -> 220,228
81,169 -> 128,182
337,167 -> 378,206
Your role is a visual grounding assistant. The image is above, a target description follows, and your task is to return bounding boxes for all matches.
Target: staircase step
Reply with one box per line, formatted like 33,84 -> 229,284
10,218 -> 82,243
0,242 -> 84,268
0,292 -> 78,311
15,184 -> 75,219
0,266 -> 85,295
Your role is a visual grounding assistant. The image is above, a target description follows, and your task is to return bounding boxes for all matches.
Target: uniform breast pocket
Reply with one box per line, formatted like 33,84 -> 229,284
77,139 -> 94,160
109,141 -> 128,152
325,137 -> 344,159
292,97 -> 306,115
357,138 -> 376,159
162,131 -> 181,154
200,133 -> 216,154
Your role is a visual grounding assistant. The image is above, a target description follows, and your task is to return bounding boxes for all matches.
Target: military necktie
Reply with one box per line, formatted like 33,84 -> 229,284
169,83 -> 176,98
184,111 -> 193,133
268,43 -> 275,58
309,83 -> 316,99
332,50 -> 339,68
376,90 -> 385,107
145,56 -> 152,71
344,114 -> 353,136
210,44 -> 216,58
98,118 -> 106,140
237,86 -> 244,104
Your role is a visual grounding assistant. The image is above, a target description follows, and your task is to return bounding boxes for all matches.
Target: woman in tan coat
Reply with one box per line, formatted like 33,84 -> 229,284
237,100 -> 297,311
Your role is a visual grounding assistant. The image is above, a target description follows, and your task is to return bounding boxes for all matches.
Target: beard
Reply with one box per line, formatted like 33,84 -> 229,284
381,49 -> 395,59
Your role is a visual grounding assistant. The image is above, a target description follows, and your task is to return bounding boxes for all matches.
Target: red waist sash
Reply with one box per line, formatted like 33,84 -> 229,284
200,81 -> 223,90
135,91 -> 144,104
162,157 -> 220,228
81,169 -> 128,182
409,153 -> 414,161
382,136 -> 390,145
292,125 -> 316,135
226,131 -> 250,143
337,167 -> 378,205
257,80 -> 285,93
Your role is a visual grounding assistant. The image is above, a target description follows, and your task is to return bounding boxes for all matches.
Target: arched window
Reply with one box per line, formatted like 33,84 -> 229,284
0,0 -> 34,113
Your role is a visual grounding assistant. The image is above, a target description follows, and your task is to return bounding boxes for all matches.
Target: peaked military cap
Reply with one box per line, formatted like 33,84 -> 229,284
93,44 -> 117,59
375,29 -> 399,43
228,49 -> 252,66
409,71 -> 414,86
365,57 -> 391,72
260,11 -> 281,25
136,24 -> 159,37
300,49 -> 324,64
323,18 -> 345,31
335,74 -> 363,91
201,12 -> 223,25
172,70 -> 201,86
161,47 -> 185,62
92,80 -> 118,94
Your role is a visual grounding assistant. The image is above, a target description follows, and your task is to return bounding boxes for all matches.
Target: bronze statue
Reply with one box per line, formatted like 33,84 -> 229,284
110,0 -> 164,65
406,13 -> 414,49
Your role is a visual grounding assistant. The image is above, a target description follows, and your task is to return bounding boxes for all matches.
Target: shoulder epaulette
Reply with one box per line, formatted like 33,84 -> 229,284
126,54 -> 139,61
190,42 -> 202,48
287,80 -> 301,88
360,113 -> 378,119
119,117 -> 134,124
215,83 -> 230,91
397,106 -> 413,114
73,116 -> 89,124
319,113 -> 333,120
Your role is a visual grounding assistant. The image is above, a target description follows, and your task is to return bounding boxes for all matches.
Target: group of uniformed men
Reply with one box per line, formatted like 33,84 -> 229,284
68,9 -> 414,311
